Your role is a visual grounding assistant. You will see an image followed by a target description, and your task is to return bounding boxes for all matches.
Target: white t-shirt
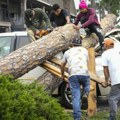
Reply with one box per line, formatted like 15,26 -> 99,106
102,47 -> 120,85
62,47 -> 89,77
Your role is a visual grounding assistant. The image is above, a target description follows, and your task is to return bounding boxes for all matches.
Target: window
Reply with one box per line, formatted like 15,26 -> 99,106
0,36 -> 12,58
16,36 -> 31,50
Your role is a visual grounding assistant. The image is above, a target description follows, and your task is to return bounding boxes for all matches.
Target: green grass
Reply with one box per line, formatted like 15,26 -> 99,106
67,110 -> 120,120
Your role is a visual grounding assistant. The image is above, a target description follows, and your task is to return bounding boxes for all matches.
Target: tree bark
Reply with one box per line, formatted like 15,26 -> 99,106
63,0 -> 71,16
0,24 -> 79,78
36,72 -> 62,95
82,14 -> 117,48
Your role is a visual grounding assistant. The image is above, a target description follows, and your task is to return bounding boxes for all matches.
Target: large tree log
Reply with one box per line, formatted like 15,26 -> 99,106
0,24 -> 79,78
36,72 -> 62,95
82,14 -> 117,48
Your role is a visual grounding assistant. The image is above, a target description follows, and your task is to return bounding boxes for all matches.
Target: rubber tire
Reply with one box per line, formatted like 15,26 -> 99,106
60,81 -> 72,109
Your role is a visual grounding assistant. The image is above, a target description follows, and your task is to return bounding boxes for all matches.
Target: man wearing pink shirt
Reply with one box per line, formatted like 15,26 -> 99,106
74,0 -> 104,52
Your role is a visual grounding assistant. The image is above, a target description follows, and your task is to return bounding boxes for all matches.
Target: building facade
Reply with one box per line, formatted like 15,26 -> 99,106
0,0 -> 77,33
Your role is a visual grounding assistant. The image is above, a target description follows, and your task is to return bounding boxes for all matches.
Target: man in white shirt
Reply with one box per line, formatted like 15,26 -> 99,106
61,39 -> 90,120
102,38 -> 120,120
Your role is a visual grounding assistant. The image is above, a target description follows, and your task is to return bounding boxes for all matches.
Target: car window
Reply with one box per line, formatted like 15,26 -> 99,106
16,36 -> 31,50
0,36 -> 12,58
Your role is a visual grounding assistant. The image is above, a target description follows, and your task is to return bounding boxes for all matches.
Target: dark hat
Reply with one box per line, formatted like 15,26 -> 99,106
24,9 -> 33,18
72,37 -> 82,46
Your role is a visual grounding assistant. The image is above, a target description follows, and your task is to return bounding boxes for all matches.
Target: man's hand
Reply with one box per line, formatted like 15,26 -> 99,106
35,30 -> 40,35
47,27 -> 53,32
101,81 -> 109,88
60,75 -> 68,83
60,74 -> 64,80
73,24 -> 81,30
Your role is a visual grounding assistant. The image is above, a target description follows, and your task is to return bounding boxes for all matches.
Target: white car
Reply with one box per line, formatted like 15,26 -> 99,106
0,31 -> 119,108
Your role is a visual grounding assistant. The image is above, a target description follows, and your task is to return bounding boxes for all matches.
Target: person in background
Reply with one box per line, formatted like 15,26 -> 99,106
24,8 -> 52,41
73,0 -> 104,53
61,39 -> 90,120
101,38 -> 120,120
50,4 -> 70,27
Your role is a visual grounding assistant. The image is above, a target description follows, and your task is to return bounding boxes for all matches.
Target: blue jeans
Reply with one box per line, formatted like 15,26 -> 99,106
69,75 -> 90,120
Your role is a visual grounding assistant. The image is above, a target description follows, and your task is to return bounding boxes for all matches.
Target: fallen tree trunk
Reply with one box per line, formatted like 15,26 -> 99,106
36,72 -> 62,95
0,24 -> 79,78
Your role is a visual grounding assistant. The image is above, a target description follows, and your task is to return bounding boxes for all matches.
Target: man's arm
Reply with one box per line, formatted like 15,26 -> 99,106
61,52 -> 67,80
24,16 -> 38,32
73,13 -> 82,30
61,61 -> 67,79
63,10 -> 70,24
39,9 -> 52,28
65,16 -> 70,24
101,52 -> 110,87
81,9 -> 96,28
74,13 -> 81,25
103,66 -> 110,83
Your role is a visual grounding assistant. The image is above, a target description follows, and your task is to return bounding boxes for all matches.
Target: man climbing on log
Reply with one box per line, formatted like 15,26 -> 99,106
61,38 -> 90,120
49,4 -> 70,27
24,8 -> 52,41
73,0 -> 104,53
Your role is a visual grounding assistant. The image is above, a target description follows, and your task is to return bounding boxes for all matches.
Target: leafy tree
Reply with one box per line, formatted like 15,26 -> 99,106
100,0 -> 120,16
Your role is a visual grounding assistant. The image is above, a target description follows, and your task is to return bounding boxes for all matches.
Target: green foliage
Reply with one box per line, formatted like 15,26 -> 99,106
0,75 -> 73,120
100,0 -> 120,15
89,110 -> 120,120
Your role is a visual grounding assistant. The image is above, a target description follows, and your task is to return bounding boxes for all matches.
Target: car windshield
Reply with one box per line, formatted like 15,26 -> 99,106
0,36 -> 11,58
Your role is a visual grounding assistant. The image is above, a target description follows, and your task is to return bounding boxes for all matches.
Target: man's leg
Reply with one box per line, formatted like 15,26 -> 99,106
69,75 -> 81,120
27,29 -> 36,41
108,85 -> 120,120
88,24 -> 104,51
80,75 -> 90,118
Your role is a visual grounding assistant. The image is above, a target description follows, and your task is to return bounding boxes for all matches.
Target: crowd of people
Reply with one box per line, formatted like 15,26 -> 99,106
24,0 -> 120,120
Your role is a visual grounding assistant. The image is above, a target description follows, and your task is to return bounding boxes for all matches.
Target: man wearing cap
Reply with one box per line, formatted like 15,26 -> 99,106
61,39 -> 90,120
24,8 -> 52,41
101,38 -> 120,120
73,0 -> 104,52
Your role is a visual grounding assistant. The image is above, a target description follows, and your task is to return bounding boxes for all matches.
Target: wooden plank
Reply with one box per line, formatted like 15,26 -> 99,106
42,62 -> 68,78
41,65 -> 68,81
41,62 -> 68,82
49,57 -> 68,69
